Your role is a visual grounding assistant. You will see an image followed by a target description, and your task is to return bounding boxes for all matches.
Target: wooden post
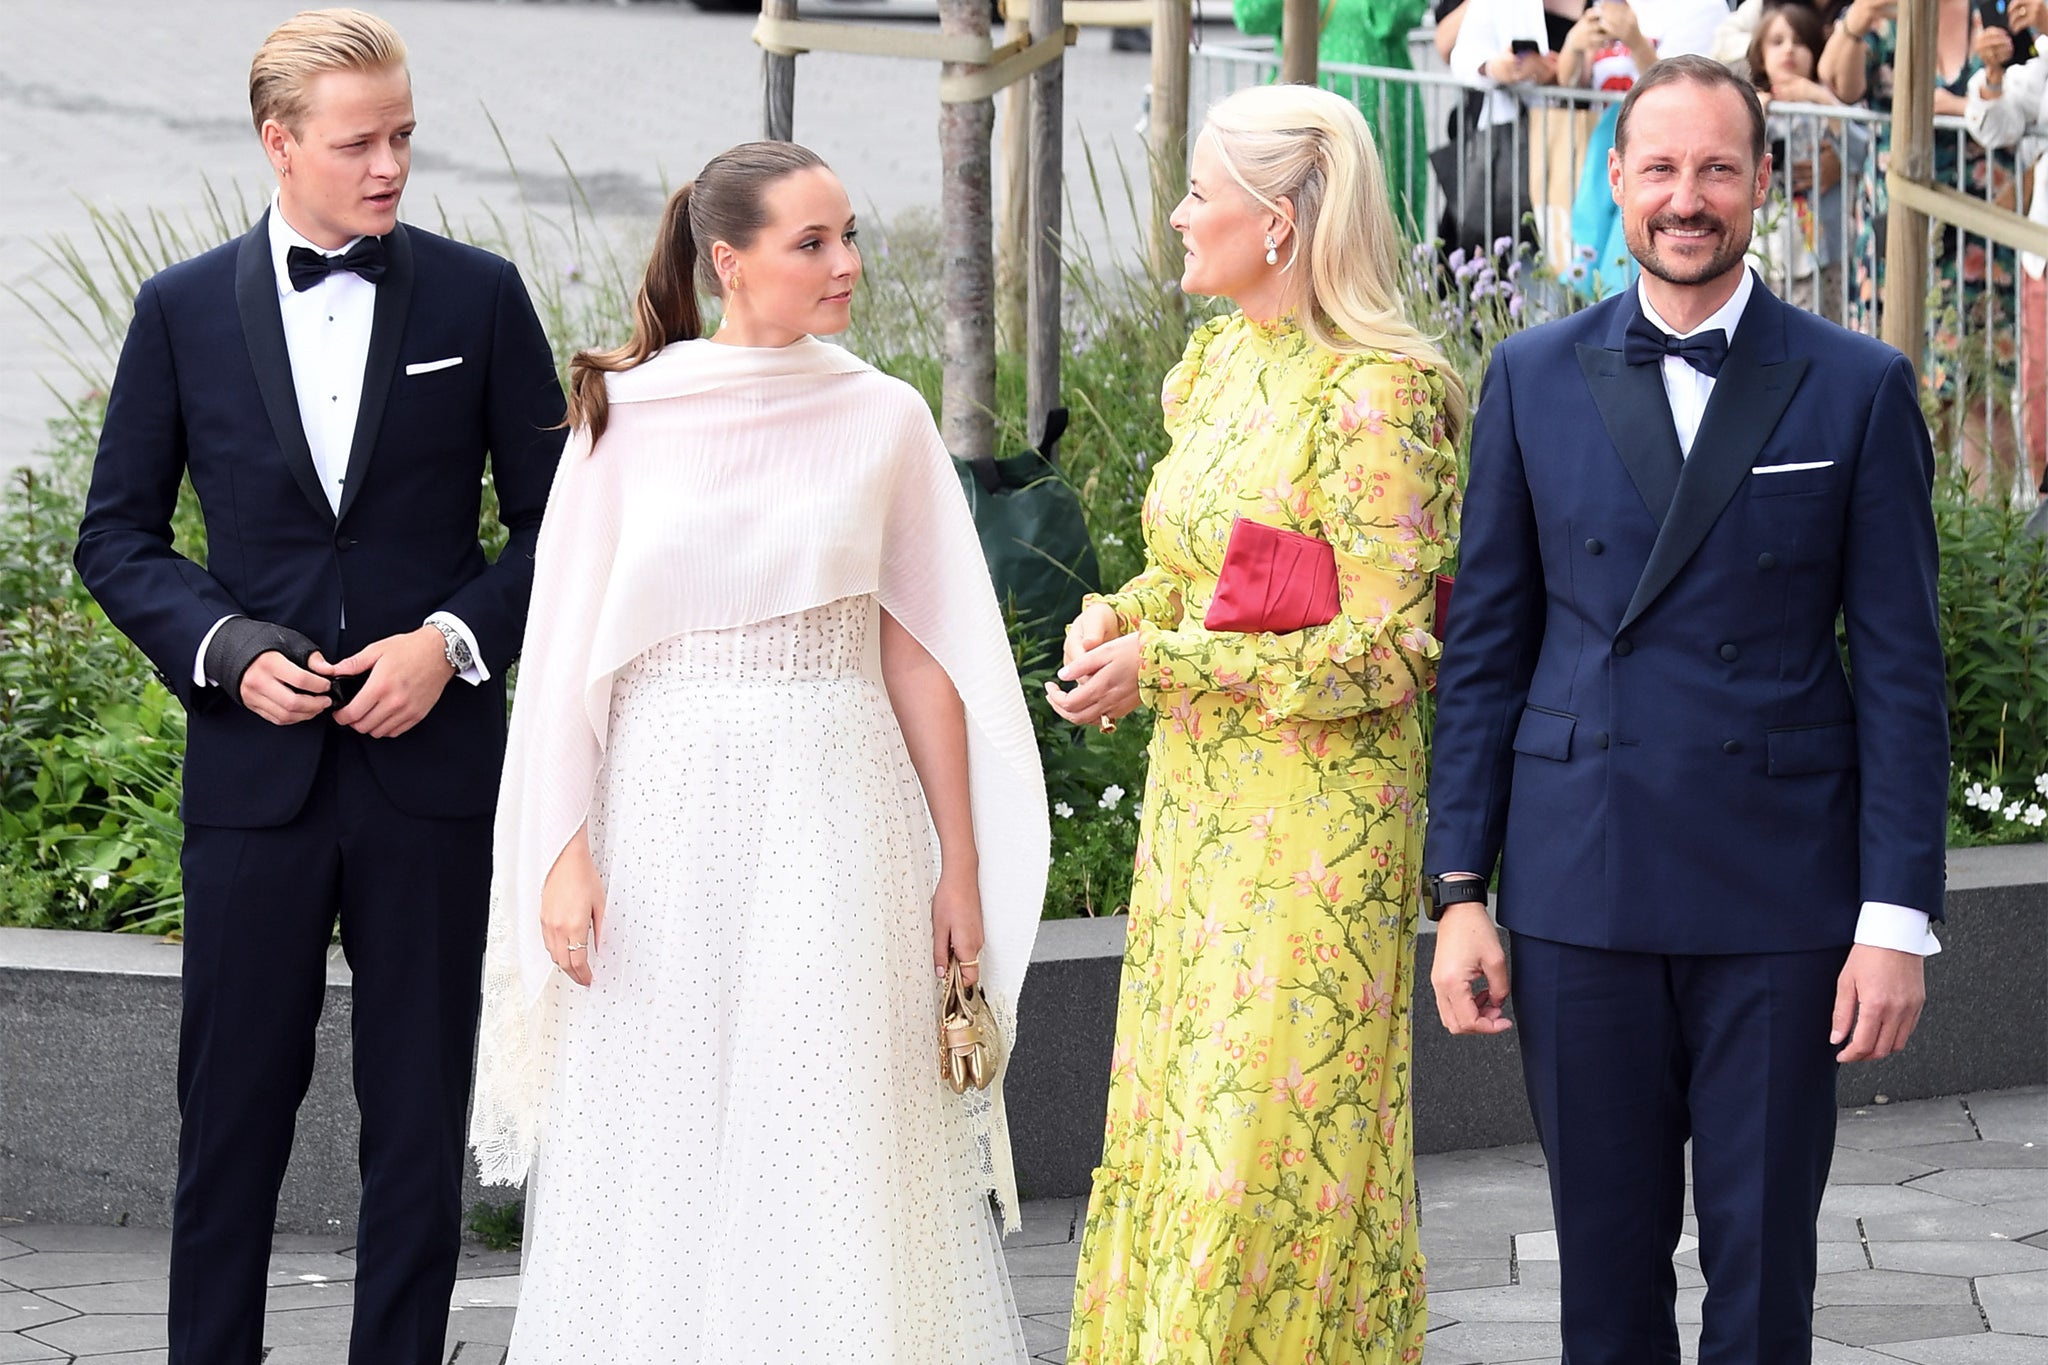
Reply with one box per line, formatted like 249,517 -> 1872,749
762,0 -> 797,141
1280,0 -> 1320,86
1882,0 -> 1934,358
1026,0 -> 1064,445
1148,0 -> 1192,282
998,10 -> 1031,353
938,0 -> 997,461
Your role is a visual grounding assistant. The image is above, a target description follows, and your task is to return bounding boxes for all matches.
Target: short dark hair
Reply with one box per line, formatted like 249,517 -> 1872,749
1613,54 -> 1768,172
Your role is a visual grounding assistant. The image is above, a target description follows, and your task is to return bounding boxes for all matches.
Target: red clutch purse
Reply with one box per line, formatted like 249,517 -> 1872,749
1204,516 -> 1341,634
1202,515 -> 1458,641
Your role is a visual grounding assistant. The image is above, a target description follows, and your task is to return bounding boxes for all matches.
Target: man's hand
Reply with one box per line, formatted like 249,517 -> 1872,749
240,650 -> 335,726
1831,944 -> 1926,1062
1430,903 -> 1514,1035
320,625 -> 456,739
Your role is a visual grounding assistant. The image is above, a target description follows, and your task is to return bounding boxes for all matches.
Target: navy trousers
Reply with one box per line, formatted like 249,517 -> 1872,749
168,726 -> 492,1365
1512,933 -> 1848,1365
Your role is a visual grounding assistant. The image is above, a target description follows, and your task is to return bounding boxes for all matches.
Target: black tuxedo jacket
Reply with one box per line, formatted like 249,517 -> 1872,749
1424,281 -> 1949,953
76,214 -> 566,827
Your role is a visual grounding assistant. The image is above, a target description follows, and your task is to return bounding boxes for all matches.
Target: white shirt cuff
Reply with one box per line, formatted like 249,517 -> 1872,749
427,611 -> 490,685
1853,901 -> 1942,957
195,615 -> 239,687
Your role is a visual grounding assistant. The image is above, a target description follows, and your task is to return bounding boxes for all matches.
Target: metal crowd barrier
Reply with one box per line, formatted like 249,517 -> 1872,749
1191,42 -> 2040,498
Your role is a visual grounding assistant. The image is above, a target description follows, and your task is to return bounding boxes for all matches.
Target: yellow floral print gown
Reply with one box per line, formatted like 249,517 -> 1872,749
1067,313 -> 1458,1365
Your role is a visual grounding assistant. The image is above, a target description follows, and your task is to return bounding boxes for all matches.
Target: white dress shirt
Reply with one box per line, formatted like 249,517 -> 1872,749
195,200 -> 486,688
1636,270 -> 1940,956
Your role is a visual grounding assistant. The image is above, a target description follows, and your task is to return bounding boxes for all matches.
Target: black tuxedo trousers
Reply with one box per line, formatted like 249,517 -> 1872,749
173,726 -> 490,1365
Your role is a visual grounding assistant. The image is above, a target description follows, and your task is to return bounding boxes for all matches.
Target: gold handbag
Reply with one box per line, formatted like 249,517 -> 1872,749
939,961 -> 1001,1094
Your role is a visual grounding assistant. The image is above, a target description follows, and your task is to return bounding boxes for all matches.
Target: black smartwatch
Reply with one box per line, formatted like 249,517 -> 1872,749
1427,873 -> 1490,922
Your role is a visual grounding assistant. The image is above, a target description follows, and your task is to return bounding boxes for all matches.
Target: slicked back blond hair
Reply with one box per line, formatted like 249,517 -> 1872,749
1201,84 -> 1468,445
249,8 -> 408,135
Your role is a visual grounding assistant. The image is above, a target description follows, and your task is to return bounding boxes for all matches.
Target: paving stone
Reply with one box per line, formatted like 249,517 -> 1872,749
1020,1314 -> 1066,1357
75,1352 -> 169,1364
1826,1147 -> 1945,1185
451,1249 -> 522,1279
1876,1335 -> 2048,1364
0,1295 -> 70,1334
1965,1088 -> 2048,1146
1811,1304 -> 1986,1346
1836,1099 -> 1979,1151
1973,1268 -> 2048,1336
438,1307 -> 515,1347
1011,1199 -> 1081,1248
1419,1257 -> 1513,1291
37,1279 -> 166,1315
446,1347 -> 506,1365
1002,1240 -> 1082,1279
264,1254 -> 361,1287
1889,1141 -> 2048,1170
257,1347 -> 349,1365
0,1336 -> 66,1364
1812,1269 -> 1975,1306
0,1242 -> 26,1264
1868,1239 -> 2048,1276
267,1235 -> 354,1255
264,1280 -> 355,1312
1010,1274 -> 1078,1317
1820,1183 -> 1984,1221
1809,1342 -> 1919,1364
0,1256 -> 179,1291
1424,1284 -> 1562,1323
448,1276 -> 518,1310
1908,1169 -> 2048,1206
19,1311 -> 166,1356
1860,1201 -> 2048,1242
1419,1319 -> 1563,1361
1,1228 -> 171,1256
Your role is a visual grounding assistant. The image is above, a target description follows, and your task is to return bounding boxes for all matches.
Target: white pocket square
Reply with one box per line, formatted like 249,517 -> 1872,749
1751,460 -> 1834,475
405,356 -> 463,376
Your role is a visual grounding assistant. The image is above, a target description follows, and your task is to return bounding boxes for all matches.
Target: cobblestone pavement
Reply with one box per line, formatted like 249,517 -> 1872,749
2,0 -> 1192,470
2,1088 -> 2042,1362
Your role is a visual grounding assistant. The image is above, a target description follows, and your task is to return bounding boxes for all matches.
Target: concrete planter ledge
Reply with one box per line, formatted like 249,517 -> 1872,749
5,845 -> 2045,1232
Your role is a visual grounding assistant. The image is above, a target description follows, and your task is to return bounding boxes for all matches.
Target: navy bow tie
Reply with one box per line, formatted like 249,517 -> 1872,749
287,237 -> 386,292
1623,313 -> 1728,378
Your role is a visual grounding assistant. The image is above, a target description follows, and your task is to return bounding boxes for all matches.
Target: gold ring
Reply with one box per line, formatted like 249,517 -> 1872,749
1097,716 -> 1117,734
957,958 -> 982,968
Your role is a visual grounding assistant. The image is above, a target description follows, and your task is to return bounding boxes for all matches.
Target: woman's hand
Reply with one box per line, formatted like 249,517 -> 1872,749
1045,633 -> 1142,729
932,867 -> 985,989
1063,602 -> 1122,668
1841,0 -> 1898,39
541,830 -> 605,988
1774,74 -> 1842,107
1974,17 -> 2015,73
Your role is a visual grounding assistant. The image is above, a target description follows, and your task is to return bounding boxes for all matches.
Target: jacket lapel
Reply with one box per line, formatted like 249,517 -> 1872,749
1577,308 -> 1686,526
335,223 -> 413,525
234,212 -> 334,527
1619,283 -> 1810,633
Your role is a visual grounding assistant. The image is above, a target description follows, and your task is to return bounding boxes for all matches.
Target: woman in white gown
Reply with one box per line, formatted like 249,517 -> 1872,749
467,141 -> 1050,1363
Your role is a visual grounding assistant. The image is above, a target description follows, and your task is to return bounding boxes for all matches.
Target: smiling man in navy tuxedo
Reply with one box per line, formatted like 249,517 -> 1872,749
73,10 -> 564,1364
1423,54 -> 1948,1365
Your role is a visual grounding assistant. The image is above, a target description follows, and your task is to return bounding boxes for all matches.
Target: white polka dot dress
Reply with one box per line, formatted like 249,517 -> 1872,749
506,597 -> 1030,1364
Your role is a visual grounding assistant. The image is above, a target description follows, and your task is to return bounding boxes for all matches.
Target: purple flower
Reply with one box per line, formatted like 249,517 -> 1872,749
1493,235 -> 1515,258
1447,248 -> 1468,273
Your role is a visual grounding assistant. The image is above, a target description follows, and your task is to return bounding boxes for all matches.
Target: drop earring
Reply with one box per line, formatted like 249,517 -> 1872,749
1264,234 -> 1279,266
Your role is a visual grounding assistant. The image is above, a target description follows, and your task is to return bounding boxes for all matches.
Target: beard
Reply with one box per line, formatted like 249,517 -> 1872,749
1627,208 -> 1752,287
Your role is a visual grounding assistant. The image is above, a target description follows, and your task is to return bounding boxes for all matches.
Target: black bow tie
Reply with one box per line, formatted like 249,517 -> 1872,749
1623,312 -> 1728,378
287,237 -> 386,292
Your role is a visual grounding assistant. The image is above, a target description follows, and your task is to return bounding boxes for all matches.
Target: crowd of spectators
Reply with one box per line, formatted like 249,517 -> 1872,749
1246,0 -> 2046,491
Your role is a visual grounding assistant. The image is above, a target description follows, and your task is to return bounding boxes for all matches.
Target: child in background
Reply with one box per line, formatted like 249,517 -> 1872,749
1750,2 -> 1869,322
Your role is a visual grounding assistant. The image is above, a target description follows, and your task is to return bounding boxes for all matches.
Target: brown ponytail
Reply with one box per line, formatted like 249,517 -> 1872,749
567,140 -> 830,442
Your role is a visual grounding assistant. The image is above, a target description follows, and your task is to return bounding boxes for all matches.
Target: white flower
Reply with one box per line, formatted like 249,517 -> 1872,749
2025,804 -> 2046,828
2035,773 -> 2048,796
1099,532 -> 1124,548
1053,801 -> 1074,820
1964,782 -> 1990,810
90,873 -> 110,891
2004,801 -> 2024,822
1099,785 -> 1126,810
1989,785 -> 2006,808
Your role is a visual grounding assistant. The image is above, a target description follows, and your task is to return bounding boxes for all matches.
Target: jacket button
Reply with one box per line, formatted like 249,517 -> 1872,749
1593,731 -> 1611,750
1585,538 -> 1604,555
1757,552 -> 1778,570
1723,739 -> 1743,755
1719,643 -> 1739,661
336,535 -> 357,551
1613,638 -> 1633,657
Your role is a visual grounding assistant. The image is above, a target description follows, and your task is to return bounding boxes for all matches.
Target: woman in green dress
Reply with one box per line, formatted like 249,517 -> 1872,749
1048,82 -> 1463,1365
1234,0 -> 1432,236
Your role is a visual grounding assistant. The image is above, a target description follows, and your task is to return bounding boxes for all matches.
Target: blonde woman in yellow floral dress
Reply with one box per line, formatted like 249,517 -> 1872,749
1045,83 -> 1465,1365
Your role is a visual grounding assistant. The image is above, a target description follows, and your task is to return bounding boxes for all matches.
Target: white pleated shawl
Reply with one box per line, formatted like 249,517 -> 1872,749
469,337 -> 1050,1229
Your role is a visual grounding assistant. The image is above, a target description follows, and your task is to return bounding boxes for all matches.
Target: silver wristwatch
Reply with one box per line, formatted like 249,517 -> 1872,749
429,619 -> 474,674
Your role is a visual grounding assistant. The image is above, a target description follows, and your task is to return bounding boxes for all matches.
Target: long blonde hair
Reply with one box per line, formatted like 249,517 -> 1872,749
1201,84 -> 1468,445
